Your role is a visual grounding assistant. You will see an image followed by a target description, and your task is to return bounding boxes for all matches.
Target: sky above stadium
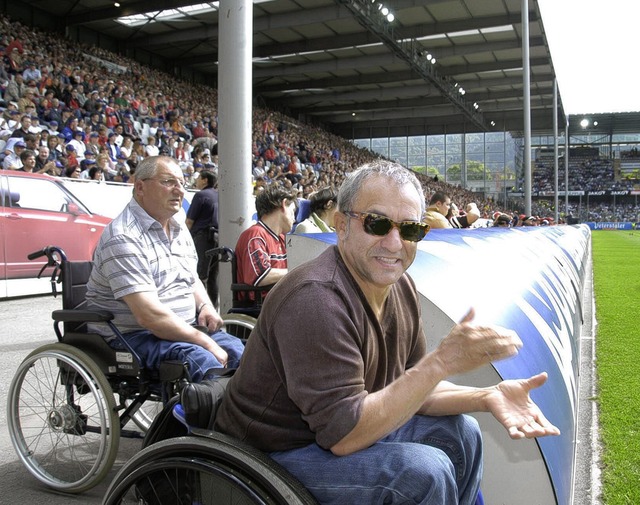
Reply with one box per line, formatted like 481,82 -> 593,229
538,0 -> 640,114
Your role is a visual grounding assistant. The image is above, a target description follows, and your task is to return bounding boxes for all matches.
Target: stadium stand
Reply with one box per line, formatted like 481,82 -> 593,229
0,13 -> 636,226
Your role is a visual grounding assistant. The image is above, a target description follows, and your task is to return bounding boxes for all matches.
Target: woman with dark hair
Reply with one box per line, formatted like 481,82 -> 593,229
294,186 -> 338,233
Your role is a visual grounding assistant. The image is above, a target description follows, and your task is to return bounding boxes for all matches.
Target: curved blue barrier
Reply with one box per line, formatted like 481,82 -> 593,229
287,224 -> 591,505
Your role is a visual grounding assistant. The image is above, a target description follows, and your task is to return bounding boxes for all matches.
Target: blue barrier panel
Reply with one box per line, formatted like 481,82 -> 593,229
288,224 -> 591,505
585,221 -> 634,230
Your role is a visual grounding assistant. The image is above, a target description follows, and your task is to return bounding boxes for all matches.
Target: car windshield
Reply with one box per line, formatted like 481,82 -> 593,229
4,176 -> 91,215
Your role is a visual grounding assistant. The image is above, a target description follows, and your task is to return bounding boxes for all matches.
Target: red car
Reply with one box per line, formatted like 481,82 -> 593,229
0,172 -> 111,282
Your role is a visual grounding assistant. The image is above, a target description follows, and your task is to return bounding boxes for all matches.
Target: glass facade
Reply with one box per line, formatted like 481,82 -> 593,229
355,131 -> 517,201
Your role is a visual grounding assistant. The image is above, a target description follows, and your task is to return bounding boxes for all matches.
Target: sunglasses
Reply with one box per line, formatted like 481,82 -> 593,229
343,211 -> 429,242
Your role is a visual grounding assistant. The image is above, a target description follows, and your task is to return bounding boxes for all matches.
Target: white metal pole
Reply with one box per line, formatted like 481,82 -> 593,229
218,0 -> 253,312
565,116 -> 570,218
553,78 -> 559,223
522,0 -> 532,216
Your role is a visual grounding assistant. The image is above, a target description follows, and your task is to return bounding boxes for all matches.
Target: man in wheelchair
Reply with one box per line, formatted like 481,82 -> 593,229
86,155 -> 244,382
213,161 -> 560,504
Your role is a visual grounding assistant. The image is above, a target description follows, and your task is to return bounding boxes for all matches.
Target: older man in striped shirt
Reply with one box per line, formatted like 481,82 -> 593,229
86,155 -> 243,381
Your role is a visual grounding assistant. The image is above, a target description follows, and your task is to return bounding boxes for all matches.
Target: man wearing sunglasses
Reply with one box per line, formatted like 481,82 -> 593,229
216,161 -> 559,504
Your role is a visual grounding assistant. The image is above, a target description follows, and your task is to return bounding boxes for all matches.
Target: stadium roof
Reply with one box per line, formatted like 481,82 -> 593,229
12,0 -> 640,139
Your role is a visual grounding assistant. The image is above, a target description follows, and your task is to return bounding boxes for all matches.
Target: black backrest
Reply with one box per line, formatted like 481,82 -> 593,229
207,245 -> 272,316
61,260 -> 94,332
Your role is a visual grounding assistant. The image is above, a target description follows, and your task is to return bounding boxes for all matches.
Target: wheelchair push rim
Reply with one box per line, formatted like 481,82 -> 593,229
6,343 -> 121,493
103,435 -> 318,505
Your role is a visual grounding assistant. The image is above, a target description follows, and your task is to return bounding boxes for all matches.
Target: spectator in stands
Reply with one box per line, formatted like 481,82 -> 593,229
88,164 -> 105,182
85,155 -> 244,382
17,88 -> 35,113
120,134 -> 133,159
145,135 -> 159,157
294,186 -> 338,233
3,74 -> 25,104
67,130 -> 85,160
18,148 -> 36,172
64,163 -> 81,178
448,202 -> 481,229
113,153 -> 131,182
493,214 -> 512,227
34,145 -> 58,175
22,60 -> 41,82
22,132 -> 38,152
9,114 -> 31,139
60,117 -> 79,142
105,132 -> 120,161
64,143 -> 79,170
424,191 -> 452,229
216,161 -> 559,504
186,171 -> 219,305
235,185 -> 297,293
85,131 -> 101,155
3,139 -> 25,169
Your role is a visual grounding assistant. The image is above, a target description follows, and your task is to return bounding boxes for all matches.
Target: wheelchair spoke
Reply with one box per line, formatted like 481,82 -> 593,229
8,344 -> 120,493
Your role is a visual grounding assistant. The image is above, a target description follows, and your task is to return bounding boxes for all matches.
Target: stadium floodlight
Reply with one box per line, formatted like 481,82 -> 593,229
381,6 -> 389,15
387,13 -> 394,22
430,57 -> 436,64
580,118 -> 589,128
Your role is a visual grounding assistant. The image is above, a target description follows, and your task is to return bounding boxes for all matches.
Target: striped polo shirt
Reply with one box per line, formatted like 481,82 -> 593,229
86,198 -> 198,339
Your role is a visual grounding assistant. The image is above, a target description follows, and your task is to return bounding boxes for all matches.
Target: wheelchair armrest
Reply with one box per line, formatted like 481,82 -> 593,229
158,360 -> 189,382
52,309 -> 114,323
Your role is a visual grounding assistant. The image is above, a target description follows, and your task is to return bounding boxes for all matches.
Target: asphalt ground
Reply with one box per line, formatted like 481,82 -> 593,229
0,295 -> 140,505
0,259 -> 600,505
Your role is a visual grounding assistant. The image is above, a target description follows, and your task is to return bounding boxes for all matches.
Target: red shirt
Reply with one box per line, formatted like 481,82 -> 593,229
235,221 -> 286,297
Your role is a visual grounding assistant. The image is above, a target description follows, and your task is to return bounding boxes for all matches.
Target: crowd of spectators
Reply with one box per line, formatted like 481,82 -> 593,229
530,156 -> 630,192
563,201 -> 640,223
1,13 -> 635,225
0,14 -> 380,190
621,147 -> 640,159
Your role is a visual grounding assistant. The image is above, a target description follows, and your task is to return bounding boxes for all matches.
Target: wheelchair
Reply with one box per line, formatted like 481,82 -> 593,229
6,245 -> 257,494
207,245 -> 275,320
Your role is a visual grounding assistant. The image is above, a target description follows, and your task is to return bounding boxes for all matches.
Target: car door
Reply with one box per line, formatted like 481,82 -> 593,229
0,174 -> 8,283
2,174 -> 108,279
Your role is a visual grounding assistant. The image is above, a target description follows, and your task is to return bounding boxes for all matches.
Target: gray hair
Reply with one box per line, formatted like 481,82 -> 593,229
134,155 -> 175,181
337,160 -> 425,217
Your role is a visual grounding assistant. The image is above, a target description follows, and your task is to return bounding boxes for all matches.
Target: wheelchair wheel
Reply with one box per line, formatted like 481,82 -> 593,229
7,342 -> 121,493
221,313 -> 257,342
104,434 -> 318,505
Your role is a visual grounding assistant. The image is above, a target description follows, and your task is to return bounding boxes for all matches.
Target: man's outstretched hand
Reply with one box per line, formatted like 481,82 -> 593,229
486,372 -> 561,439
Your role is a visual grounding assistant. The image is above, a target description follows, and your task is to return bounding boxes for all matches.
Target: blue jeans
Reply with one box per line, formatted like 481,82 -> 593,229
269,414 -> 483,505
112,329 -> 244,382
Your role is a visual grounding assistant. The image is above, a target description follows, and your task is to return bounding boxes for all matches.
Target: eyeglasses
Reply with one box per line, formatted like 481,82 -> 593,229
343,211 -> 429,242
146,177 -> 186,189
